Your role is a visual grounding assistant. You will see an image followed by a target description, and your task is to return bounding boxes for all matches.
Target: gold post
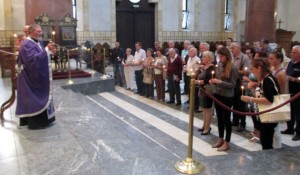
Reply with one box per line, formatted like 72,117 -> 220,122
175,74 -> 205,174
90,48 -> 94,71
67,50 -> 73,84
103,48 -> 106,75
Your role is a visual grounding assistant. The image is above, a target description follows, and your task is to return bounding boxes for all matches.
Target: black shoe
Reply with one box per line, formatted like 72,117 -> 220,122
165,89 -> 169,92
176,102 -> 181,106
201,128 -> 211,135
292,134 -> 300,141
194,109 -> 202,113
281,130 -> 294,135
198,128 -> 204,132
184,100 -> 190,104
167,101 -> 175,104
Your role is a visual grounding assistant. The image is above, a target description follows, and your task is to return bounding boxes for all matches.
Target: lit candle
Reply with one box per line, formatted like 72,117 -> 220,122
241,86 -> 244,95
244,67 -> 248,76
211,71 -> 215,79
298,77 -> 300,80
215,64 -> 218,68
52,31 -> 55,42
197,60 -> 201,64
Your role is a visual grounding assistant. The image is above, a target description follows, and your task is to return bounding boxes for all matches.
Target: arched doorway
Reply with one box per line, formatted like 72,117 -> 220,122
116,0 -> 155,51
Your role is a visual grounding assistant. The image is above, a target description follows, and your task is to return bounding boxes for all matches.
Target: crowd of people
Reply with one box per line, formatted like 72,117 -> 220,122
111,38 -> 300,151
15,23 -> 300,151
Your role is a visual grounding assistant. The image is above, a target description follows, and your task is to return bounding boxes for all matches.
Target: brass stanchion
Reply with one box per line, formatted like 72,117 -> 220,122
175,74 -> 205,174
67,50 -> 73,84
101,48 -> 107,79
90,48 -> 94,72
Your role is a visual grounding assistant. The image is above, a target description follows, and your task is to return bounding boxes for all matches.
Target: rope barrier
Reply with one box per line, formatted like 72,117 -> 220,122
199,87 -> 300,116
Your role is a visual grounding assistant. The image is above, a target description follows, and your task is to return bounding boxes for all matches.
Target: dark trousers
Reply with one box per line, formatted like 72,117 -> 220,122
167,75 -> 181,103
214,94 -> 233,142
260,122 -> 277,149
232,85 -> 246,126
183,72 -> 188,93
154,74 -> 165,100
186,76 -> 199,109
135,69 -> 144,95
144,83 -> 154,98
113,63 -> 124,86
286,97 -> 300,134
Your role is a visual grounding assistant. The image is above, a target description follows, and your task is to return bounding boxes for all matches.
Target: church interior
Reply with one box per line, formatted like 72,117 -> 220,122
1,0 -> 300,174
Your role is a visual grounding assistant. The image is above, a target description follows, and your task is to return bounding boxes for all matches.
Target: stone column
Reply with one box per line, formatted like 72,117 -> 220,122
244,0 -> 276,43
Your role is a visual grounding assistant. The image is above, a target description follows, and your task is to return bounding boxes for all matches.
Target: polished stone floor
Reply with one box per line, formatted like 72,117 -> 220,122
1,72 -> 300,175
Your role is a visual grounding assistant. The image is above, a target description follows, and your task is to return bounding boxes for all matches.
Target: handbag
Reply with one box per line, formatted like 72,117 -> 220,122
258,77 -> 290,123
143,67 -> 153,84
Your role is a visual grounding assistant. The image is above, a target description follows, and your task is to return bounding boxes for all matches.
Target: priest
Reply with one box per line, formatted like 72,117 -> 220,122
16,24 -> 56,129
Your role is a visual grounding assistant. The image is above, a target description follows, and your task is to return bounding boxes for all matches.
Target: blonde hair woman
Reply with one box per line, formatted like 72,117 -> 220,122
196,51 -> 215,135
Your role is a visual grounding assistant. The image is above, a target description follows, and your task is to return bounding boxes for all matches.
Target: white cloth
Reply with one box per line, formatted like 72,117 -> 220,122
186,56 -> 200,76
133,49 -> 146,71
273,124 -> 282,149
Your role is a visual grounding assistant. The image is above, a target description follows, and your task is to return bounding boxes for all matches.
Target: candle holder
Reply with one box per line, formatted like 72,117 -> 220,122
211,71 -> 215,79
241,85 -> 244,95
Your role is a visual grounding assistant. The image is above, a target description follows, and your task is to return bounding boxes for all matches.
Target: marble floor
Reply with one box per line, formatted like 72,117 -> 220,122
1,73 -> 300,175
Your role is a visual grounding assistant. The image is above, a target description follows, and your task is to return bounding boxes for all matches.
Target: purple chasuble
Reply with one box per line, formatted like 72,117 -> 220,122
16,38 -> 55,118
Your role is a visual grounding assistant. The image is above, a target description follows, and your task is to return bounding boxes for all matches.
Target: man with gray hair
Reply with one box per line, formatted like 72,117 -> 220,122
230,42 -> 250,132
164,40 -> 179,56
198,42 -> 210,62
282,45 -> 300,141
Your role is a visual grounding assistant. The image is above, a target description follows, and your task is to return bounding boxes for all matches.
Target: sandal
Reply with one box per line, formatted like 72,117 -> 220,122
249,136 -> 260,142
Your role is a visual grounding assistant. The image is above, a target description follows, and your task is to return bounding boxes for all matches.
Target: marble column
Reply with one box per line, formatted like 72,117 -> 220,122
244,0 -> 276,43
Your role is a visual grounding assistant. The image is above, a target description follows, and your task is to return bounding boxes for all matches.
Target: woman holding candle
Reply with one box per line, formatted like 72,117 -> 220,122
209,47 -> 238,151
123,48 -> 135,90
143,48 -> 155,98
153,48 -> 168,101
241,58 -> 280,149
195,51 -> 215,135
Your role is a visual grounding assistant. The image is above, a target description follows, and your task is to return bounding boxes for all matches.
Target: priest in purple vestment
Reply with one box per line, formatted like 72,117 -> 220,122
16,24 -> 56,129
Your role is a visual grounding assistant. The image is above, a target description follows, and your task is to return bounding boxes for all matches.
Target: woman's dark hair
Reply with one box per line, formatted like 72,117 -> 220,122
251,57 -> 271,77
217,47 -> 232,79
156,47 -> 164,54
270,51 -> 283,63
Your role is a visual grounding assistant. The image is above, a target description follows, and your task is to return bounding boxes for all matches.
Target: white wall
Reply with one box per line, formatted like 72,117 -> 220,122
162,0 -> 180,31
89,0 -> 111,31
287,0 -> 300,41
198,0 -> 222,32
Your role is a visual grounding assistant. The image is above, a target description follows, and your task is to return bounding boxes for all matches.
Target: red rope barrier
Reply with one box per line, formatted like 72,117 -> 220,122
199,87 -> 300,116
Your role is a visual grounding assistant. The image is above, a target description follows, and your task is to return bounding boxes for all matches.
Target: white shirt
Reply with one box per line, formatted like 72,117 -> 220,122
133,49 -> 146,70
186,56 -> 200,76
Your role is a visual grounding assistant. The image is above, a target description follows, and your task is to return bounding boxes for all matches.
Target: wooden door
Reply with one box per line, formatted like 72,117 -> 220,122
116,0 -> 155,52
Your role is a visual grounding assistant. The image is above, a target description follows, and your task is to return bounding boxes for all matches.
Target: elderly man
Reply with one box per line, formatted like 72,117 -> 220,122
230,42 -> 250,132
184,47 -> 201,111
164,40 -> 179,56
166,48 -> 182,105
181,40 -> 191,95
282,45 -> 300,141
198,42 -> 210,62
16,24 -> 56,129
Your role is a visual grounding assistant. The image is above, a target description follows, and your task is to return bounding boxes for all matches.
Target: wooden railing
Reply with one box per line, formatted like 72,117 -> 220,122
0,49 -> 17,121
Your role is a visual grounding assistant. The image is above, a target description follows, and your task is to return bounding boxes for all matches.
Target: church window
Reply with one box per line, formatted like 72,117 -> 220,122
182,0 -> 189,29
72,0 -> 77,19
224,0 -> 230,30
